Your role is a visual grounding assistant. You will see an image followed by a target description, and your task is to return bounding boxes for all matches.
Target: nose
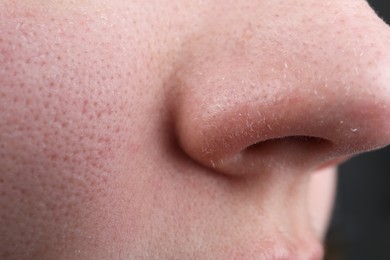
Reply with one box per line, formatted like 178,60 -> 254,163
171,1 -> 390,176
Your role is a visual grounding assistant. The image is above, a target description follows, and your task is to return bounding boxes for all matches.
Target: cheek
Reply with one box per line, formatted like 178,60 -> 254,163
0,7 -> 166,256
0,60 -> 142,255
307,167 -> 337,239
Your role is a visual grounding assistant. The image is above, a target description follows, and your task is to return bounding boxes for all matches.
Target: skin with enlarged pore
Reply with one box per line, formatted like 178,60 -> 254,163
1,0 -> 390,259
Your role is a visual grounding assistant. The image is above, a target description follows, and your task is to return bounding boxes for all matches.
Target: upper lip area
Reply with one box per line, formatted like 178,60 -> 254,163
221,235 -> 324,260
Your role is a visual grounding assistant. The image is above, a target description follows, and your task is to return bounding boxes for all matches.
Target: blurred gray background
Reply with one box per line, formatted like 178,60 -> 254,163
324,2 -> 390,258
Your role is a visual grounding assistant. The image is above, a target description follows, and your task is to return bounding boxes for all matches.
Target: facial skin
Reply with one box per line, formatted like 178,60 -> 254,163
1,0 -> 390,259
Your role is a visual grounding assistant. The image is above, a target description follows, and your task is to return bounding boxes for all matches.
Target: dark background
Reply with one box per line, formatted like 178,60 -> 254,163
324,2 -> 390,259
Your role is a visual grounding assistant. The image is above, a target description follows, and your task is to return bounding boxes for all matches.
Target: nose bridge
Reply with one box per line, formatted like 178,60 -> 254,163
172,1 -> 390,175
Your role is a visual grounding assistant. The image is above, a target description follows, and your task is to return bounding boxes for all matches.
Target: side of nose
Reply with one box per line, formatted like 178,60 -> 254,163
170,1 -> 390,176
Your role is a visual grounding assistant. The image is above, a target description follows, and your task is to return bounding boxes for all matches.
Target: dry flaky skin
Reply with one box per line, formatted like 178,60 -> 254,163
0,0 -> 390,259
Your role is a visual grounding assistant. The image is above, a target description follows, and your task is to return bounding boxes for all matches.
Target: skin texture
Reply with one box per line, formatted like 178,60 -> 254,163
1,0 -> 390,259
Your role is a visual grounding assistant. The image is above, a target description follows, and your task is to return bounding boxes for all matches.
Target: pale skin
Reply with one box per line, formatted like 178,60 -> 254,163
1,0 -> 390,259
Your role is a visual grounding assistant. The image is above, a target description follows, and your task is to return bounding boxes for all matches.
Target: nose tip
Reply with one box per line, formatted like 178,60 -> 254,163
174,84 -> 390,175
171,3 -> 390,176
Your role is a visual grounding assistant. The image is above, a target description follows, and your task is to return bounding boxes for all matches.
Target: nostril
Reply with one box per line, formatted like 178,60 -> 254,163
242,135 -> 334,157
246,136 -> 332,152
209,135 -> 336,176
